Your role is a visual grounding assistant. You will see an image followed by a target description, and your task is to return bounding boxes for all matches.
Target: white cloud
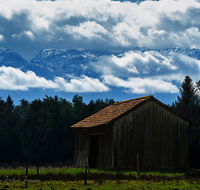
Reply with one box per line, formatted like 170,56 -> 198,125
24,31 -> 35,40
150,73 -> 187,83
54,75 -> 110,92
158,0 -> 200,13
88,49 -> 200,94
103,75 -> 178,94
0,66 -> 109,92
178,53 -> 200,70
91,51 -> 178,79
65,21 -> 108,39
186,27 -> 200,38
0,66 -> 58,90
149,51 -> 178,70
171,27 -> 200,49
12,31 -> 35,41
0,34 -> 5,42
1,0 -> 200,52
0,0 -> 200,96
111,54 -> 139,74
143,66 -> 150,74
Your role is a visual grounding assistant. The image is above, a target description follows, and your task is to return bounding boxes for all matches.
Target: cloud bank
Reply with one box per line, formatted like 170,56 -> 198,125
0,0 -> 200,59
0,0 -> 199,96
0,48 -> 199,95
0,66 -> 109,93
89,49 -> 200,94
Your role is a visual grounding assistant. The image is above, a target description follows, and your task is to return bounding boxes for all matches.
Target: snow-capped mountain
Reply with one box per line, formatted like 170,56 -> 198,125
0,47 -> 200,80
0,46 -> 199,106
0,48 -> 27,69
28,48 -> 123,79
29,49 -> 102,79
156,47 -> 200,60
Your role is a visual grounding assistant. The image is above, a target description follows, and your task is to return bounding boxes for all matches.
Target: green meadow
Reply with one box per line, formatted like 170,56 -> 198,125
0,168 -> 200,189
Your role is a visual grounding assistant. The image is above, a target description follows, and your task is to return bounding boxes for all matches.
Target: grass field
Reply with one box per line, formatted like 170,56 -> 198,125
0,166 -> 187,176
1,180 -> 200,189
0,167 -> 200,189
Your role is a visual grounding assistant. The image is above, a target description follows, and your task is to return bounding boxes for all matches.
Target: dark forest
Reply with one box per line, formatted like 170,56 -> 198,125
0,94 -> 114,166
0,75 -> 200,168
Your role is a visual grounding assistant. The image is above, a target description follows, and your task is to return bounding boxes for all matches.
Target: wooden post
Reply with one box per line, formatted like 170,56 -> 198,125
37,156 -> 39,176
137,154 -> 140,175
25,176 -> 28,188
26,166 -> 28,176
84,165 -> 87,185
87,157 -> 89,174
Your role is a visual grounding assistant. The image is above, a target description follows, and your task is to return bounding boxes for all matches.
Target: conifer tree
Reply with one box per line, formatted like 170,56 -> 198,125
172,76 -> 200,168
173,76 -> 198,120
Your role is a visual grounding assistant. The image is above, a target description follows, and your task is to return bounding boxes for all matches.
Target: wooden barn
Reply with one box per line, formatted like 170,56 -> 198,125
70,95 -> 193,169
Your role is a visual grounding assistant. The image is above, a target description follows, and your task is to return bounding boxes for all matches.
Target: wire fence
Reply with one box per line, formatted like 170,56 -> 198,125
0,154 -> 189,170
0,156 -> 74,169
75,154 -> 189,170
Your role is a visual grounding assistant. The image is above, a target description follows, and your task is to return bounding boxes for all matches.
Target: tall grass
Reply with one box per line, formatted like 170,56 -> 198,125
0,167 -> 190,176
0,168 -> 84,176
1,167 -> 199,181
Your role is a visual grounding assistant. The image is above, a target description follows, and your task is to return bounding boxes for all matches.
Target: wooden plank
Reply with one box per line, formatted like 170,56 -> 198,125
143,103 -> 147,169
74,129 -> 79,167
130,111 -> 133,168
133,110 -> 137,169
147,102 -> 151,169
154,102 -> 158,169
166,114 -> 170,169
160,108 -> 163,169
157,105 -> 161,169
139,106 -> 143,168
135,108 -> 139,168
112,124 -> 115,168
178,120 -> 181,168
149,102 -> 153,169
126,112 -> 131,168
180,121 -> 184,168
169,114 -> 172,169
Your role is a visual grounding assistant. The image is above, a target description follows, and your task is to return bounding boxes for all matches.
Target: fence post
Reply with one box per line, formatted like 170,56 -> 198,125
37,156 -> 39,176
87,157 -> 89,174
25,167 -> 28,188
26,166 -> 28,176
25,176 -> 28,188
84,165 -> 88,185
137,154 -> 140,175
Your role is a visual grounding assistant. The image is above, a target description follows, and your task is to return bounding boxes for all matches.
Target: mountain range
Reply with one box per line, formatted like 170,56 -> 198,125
0,47 -> 200,80
0,46 -> 199,106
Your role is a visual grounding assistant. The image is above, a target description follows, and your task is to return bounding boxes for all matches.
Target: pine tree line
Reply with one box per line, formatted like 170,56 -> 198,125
0,94 -> 114,165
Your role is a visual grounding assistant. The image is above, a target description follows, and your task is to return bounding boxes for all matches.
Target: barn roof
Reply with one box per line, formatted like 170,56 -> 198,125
70,95 -> 194,128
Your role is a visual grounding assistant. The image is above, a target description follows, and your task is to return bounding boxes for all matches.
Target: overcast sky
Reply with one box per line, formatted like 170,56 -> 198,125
0,0 -> 200,104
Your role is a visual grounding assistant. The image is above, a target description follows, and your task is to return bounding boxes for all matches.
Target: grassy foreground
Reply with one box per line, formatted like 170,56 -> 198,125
1,180 -> 200,189
0,167 -> 188,177
1,168 -> 200,189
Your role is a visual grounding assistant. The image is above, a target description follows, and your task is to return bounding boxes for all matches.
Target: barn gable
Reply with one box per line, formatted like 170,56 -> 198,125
70,95 -> 191,169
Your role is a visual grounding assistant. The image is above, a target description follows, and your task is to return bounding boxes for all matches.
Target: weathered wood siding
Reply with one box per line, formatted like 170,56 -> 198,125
74,128 -> 88,168
75,101 -> 189,169
113,101 -> 188,169
75,125 -> 113,168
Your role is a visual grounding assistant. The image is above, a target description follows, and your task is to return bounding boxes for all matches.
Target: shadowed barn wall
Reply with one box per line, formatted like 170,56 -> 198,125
73,96 -> 189,169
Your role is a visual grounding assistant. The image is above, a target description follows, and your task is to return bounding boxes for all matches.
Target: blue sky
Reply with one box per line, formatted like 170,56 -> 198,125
0,0 -> 200,105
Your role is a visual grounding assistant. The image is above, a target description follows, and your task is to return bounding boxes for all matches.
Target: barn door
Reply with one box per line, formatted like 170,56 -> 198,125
89,135 -> 98,168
